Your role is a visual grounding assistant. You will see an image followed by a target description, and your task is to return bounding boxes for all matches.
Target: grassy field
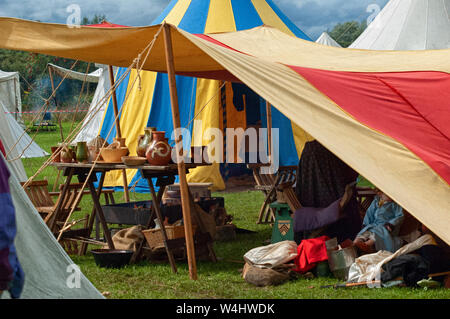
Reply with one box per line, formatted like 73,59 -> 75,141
21,122 -> 450,299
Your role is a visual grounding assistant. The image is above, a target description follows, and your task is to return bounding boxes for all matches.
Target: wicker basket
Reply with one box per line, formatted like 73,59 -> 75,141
142,225 -> 197,250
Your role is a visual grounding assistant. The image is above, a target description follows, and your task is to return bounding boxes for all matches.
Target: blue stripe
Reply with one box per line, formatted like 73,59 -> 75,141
151,0 -> 179,24
231,0 -> 264,31
177,0 -> 210,33
99,67 -> 131,143
129,73 -> 197,192
260,100 -> 299,166
265,0 -> 311,40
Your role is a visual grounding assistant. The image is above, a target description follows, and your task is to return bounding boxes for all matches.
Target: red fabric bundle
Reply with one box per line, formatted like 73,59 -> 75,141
293,236 -> 330,273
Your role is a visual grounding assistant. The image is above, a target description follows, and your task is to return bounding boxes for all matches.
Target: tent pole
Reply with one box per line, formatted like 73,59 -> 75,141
266,101 -> 272,161
163,23 -> 198,280
108,65 -> 130,203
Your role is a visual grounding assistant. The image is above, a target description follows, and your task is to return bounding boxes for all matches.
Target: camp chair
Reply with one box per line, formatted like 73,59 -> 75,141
21,180 -> 115,230
247,164 -> 297,224
355,186 -> 377,220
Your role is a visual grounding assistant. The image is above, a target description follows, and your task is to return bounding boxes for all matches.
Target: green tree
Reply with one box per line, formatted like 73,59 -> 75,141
328,21 -> 367,48
0,15 -> 107,110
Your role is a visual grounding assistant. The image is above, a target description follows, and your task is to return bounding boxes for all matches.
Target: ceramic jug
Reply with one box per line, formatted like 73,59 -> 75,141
145,131 -> 172,165
137,127 -> 155,157
76,141 -> 89,163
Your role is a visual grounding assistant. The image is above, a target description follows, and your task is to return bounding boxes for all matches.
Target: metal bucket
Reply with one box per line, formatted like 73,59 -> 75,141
327,246 -> 357,280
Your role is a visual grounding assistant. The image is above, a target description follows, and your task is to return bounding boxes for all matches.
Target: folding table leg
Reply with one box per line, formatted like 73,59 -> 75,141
146,178 -> 177,273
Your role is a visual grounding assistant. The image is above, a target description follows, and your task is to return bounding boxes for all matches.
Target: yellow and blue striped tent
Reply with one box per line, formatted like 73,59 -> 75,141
99,0 -> 312,191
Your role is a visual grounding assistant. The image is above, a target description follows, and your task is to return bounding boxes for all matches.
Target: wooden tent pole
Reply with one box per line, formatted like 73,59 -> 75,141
48,67 -> 63,192
108,65 -> 130,202
163,23 -> 198,280
266,101 -> 272,161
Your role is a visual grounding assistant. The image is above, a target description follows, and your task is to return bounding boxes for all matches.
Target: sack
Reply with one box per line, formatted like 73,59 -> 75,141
104,226 -> 144,252
242,263 -> 290,287
244,241 -> 298,269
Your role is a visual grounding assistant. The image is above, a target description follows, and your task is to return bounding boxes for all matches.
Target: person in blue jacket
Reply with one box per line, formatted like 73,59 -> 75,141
0,148 -> 25,298
353,190 -> 404,254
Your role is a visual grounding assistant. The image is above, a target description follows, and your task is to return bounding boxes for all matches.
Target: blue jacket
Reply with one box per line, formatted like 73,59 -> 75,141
0,154 -> 24,298
358,196 -> 404,252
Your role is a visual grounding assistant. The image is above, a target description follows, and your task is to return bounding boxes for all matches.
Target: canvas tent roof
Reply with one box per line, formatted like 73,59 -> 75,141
0,153 -> 103,299
315,32 -> 342,47
0,19 -> 448,246
48,63 -> 102,83
95,0 -> 312,192
350,0 -> 450,50
0,69 -> 22,121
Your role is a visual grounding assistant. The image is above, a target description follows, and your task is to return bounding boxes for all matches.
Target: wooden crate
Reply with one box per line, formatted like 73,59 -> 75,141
142,225 -> 197,250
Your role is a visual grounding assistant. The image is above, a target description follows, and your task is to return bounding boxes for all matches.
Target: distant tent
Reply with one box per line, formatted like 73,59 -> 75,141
1,101 -> 48,158
316,32 -> 342,47
0,153 -> 103,299
0,101 -> 48,182
98,0 -> 312,191
0,69 -> 22,123
350,0 -> 450,50
47,63 -> 114,144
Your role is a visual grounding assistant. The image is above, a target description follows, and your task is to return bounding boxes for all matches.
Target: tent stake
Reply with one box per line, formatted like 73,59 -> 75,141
108,65 -> 130,203
163,23 -> 198,280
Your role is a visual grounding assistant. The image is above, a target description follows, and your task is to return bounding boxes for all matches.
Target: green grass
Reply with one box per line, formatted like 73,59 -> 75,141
21,122 -> 450,299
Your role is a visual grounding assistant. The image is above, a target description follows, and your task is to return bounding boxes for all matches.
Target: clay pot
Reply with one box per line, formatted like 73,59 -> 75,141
60,145 -> 73,163
136,127 -> 156,157
51,146 -> 61,162
145,131 -> 172,166
88,136 -> 108,162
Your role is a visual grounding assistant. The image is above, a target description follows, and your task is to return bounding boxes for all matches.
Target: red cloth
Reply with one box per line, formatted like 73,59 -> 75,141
0,139 -> 6,157
293,236 -> 329,273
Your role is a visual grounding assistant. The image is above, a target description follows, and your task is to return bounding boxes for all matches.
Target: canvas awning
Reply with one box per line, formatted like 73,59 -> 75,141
0,18 -> 448,245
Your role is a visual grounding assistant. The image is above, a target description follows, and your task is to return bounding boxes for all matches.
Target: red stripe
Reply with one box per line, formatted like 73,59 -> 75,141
289,66 -> 450,184
194,34 -> 247,55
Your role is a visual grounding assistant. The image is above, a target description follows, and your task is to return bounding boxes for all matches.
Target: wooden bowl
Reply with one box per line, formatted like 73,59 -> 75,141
100,147 -> 129,163
121,156 -> 147,166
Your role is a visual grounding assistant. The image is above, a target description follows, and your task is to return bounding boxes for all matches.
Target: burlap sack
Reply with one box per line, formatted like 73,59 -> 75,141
104,226 -> 144,252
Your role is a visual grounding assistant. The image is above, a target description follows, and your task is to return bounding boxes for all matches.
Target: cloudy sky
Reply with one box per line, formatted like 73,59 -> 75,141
0,0 -> 389,39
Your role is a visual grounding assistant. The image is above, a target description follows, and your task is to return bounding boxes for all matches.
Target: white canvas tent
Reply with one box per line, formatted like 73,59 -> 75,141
315,32 -> 342,47
46,63 -> 112,143
350,0 -> 450,50
1,101 -> 48,161
1,153 -> 103,299
0,69 -> 22,122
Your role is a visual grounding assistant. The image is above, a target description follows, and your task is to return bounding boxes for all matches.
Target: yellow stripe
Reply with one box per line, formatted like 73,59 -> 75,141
187,78 -> 225,190
250,0 -> 295,36
291,122 -> 315,158
204,0 -> 236,33
103,69 -> 158,187
163,0 -> 192,26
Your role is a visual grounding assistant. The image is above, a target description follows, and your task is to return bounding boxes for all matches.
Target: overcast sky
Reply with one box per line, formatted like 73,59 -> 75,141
0,0 -> 389,39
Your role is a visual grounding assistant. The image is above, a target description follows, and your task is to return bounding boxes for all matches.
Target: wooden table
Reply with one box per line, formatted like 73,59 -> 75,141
50,161 -> 211,271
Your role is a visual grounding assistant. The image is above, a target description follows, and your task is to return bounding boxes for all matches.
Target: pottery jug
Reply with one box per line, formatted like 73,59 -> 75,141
51,146 -> 61,162
145,131 -> 172,166
137,127 -> 155,157
60,145 -> 73,163
76,141 -> 89,163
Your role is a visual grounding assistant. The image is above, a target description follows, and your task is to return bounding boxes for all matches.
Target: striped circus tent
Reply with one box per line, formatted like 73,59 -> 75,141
98,0 -> 312,191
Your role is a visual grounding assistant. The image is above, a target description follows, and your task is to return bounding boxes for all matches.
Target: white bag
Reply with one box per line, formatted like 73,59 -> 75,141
243,241 -> 298,269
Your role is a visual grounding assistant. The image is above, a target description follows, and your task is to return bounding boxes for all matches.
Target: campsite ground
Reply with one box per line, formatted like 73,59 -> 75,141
22,122 -> 450,299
